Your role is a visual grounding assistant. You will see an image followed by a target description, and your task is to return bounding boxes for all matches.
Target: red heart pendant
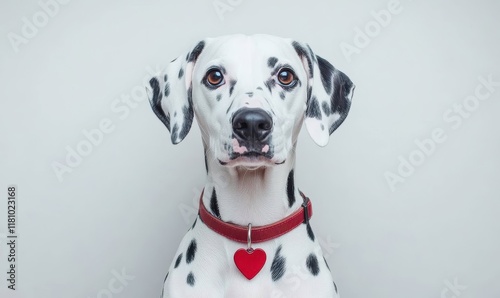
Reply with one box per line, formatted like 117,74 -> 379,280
233,248 -> 267,280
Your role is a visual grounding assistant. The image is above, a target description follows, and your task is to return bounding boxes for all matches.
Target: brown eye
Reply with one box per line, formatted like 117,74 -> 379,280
277,68 -> 296,86
205,69 -> 224,86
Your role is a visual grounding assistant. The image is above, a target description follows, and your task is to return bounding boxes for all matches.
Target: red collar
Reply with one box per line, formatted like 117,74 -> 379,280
198,190 -> 313,243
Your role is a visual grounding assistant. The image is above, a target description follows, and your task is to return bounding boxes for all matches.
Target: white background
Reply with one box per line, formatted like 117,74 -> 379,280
1,0 -> 499,297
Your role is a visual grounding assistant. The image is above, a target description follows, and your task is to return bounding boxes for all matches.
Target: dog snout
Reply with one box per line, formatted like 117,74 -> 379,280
232,108 -> 273,142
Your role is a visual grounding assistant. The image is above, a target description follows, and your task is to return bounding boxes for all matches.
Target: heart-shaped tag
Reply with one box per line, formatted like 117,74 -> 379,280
233,248 -> 267,280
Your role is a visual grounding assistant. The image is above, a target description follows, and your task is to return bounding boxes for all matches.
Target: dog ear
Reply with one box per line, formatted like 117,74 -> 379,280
292,41 -> 355,147
146,40 -> 205,144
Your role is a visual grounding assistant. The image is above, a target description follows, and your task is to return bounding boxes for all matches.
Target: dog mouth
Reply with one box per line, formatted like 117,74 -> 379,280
230,151 -> 271,160
217,138 -> 285,166
218,149 -> 285,166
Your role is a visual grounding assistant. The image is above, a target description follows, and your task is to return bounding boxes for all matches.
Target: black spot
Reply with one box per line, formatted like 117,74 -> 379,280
226,99 -> 235,114
161,271 -> 169,298
216,94 -> 222,101
333,281 -> 338,293
186,272 -> 195,286
188,41 -> 205,62
316,56 -> 335,94
186,239 -> 197,264
264,79 -> 275,93
149,77 -> 161,102
245,92 -> 253,97
305,96 -> 322,120
164,74 -> 168,82
324,257 -> 330,271
307,44 -> 316,63
185,52 -> 190,61
210,189 -> 221,218
280,91 -> 285,100
306,223 -> 315,241
332,70 -> 354,113
171,124 -> 179,142
174,253 -> 182,268
329,70 -> 354,134
268,57 -> 278,68
321,101 -> 331,116
256,86 -> 263,91
269,63 -> 282,76
178,68 -> 184,79
191,216 -> 198,229
307,86 -> 312,103
306,253 -> 320,276
165,114 -> 170,129
229,80 -> 237,96
204,154 -> 208,173
321,124 -> 324,131
149,77 -> 170,131
177,87 -> 194,141
174,111 -> 177,117
270,245 -> 286,281
286,170 -> 295,208
164,83 -> 170,97
292,41 -> 313,78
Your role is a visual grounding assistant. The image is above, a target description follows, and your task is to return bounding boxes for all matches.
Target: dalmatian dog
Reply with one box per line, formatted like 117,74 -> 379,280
147,34 -> 354,298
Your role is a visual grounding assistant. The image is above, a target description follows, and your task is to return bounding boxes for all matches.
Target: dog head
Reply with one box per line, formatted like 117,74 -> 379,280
147,34 -> 354,168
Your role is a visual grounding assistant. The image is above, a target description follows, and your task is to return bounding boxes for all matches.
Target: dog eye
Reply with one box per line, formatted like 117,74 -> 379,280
205,69 -> 224,86
277,68 -> 296,86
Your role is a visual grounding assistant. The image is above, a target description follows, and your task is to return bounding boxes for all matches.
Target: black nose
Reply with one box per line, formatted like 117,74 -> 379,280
232,108 -> 273,142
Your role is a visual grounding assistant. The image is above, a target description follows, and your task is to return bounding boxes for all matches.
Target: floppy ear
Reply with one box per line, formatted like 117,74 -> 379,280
146,40 -> 205,144
292,42 -> 355,147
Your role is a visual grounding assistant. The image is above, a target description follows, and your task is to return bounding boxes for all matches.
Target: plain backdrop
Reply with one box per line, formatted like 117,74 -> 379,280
1,0 -> 499,297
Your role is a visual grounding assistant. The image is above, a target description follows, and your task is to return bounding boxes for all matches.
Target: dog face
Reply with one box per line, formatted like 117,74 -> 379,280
147,34 -> 354,168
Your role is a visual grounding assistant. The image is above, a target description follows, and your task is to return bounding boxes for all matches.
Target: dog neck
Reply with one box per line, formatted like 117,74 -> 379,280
202,149 -> 303,227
